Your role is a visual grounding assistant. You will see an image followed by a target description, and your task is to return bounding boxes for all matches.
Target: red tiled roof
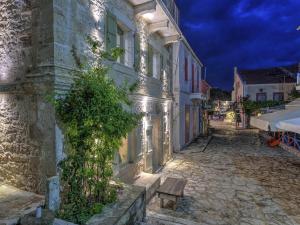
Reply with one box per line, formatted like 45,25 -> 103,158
238,64 -> 299,84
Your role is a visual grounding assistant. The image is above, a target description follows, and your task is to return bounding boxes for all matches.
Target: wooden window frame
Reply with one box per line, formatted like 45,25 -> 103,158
192,63 -> 195,93
184,57 -> 188,81
117,25 -> 125,64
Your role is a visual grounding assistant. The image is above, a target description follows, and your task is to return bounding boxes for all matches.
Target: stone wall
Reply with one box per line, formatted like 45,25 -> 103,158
20,184 -> 146,225
0,0 -> 57,194
87,185 -> 146,225
0,0 -> 32,83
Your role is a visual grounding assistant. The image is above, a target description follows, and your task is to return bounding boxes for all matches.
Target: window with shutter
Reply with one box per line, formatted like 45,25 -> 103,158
184,57 -> 188,81
197,67 -> 200,92
134,33 -> 141,72
147,44 -> 153,77
273,92 -> 284,101
117,25 -> 125,64
160,54 -> 164,74
105,11 -> 117,52
192,63 -> 195,93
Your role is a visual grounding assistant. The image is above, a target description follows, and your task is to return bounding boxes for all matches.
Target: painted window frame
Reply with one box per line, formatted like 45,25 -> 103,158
273,92 -> 284,101
117,25 -> 125,64
192,63 -> 195,93
256,92 -> 267,102
106,11 -> 134,68
184,57 -> 188,81
197,66 -> 200,92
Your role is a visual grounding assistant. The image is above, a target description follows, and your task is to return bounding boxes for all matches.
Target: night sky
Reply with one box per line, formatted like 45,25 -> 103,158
176,0 -> 300,91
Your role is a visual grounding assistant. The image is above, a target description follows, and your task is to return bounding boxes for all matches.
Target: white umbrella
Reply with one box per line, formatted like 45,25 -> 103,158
250,108 -> 300,131
276,117 -> 300,134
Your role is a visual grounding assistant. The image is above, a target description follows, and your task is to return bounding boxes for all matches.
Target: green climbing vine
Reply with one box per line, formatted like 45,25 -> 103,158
51,37 -> 141,224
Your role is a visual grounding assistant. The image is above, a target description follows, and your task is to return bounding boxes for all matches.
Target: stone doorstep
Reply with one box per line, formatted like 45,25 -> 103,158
144,211 -> 201,225
133,172 -> 161,204
0,184 -> 45,225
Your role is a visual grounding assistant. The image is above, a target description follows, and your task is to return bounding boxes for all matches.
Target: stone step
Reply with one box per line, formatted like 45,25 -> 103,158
133,172 -> 161,204
0,184 -> 45,225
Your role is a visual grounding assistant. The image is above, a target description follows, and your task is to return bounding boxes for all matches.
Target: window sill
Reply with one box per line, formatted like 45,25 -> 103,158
105,61 -> 166,87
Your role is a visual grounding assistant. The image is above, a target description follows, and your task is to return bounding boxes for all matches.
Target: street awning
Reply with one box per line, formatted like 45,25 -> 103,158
250,108 -> 300,131
276,117 -> 300,134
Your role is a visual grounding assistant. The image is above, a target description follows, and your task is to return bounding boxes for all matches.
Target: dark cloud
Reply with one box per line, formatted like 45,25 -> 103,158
176,0 -> 300,90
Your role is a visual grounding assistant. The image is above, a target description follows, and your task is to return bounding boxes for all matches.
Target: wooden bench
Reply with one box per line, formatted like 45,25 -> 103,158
156,177 -> 187,210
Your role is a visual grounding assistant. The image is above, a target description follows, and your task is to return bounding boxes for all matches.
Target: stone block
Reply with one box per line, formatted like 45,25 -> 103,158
133,172 -> 161,203
53,219 -> 77,225
46,176 -> 60,212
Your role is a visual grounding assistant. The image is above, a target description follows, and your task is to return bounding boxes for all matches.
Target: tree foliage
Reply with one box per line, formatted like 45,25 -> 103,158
241,99 -> 284,116
52,37 -> 141,224
288,87 -> 300,100
210,88 -> 231,101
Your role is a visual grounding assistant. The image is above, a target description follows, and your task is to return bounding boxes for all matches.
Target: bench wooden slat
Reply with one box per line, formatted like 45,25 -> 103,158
157,177 -> 187,197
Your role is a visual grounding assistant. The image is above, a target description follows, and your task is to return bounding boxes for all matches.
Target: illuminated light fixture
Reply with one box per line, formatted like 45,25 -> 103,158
142,12 -> 154,20
297,26 -> 300,31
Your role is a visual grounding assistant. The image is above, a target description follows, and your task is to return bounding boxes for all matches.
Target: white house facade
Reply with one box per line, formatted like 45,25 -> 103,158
173,40 -> 206,152
232,65 -> 298,103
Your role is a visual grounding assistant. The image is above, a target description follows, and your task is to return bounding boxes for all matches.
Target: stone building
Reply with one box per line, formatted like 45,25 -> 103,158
0,0 -> 184,195
0,0 -> 59,194
172,40 -> 206,151
232,64 -> 298,103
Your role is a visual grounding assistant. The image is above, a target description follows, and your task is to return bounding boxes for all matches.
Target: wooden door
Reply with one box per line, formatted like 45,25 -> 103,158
185,105 -> 190,144
193,108 -> 197,137
152,117 -> 162,172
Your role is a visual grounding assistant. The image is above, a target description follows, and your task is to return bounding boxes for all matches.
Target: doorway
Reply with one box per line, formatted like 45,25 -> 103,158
185,105 -> 190,144
152,117 -> 163,172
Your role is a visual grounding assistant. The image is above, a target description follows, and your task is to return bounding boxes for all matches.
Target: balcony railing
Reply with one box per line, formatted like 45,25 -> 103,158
190,92 -> 207,101
161,0 -> 180,25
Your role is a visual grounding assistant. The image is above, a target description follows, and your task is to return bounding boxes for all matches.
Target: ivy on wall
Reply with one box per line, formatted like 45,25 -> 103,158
51,37 -> 141,224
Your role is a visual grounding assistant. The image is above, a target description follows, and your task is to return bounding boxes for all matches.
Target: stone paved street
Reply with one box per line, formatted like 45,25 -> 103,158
146,123 -> 300,225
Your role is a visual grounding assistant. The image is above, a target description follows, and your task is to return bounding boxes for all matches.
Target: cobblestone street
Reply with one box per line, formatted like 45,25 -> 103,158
146,123 -> 300,225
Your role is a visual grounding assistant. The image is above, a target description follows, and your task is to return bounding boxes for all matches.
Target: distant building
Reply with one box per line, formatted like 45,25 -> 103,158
232,64 -> 298,102
200,80 -> 211,101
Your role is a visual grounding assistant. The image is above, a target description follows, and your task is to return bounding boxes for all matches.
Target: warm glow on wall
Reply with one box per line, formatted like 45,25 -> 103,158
137,19 -> 148,76
142,13 -> 154,20
0,55 -> 12,83
141,97 -> 148,112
